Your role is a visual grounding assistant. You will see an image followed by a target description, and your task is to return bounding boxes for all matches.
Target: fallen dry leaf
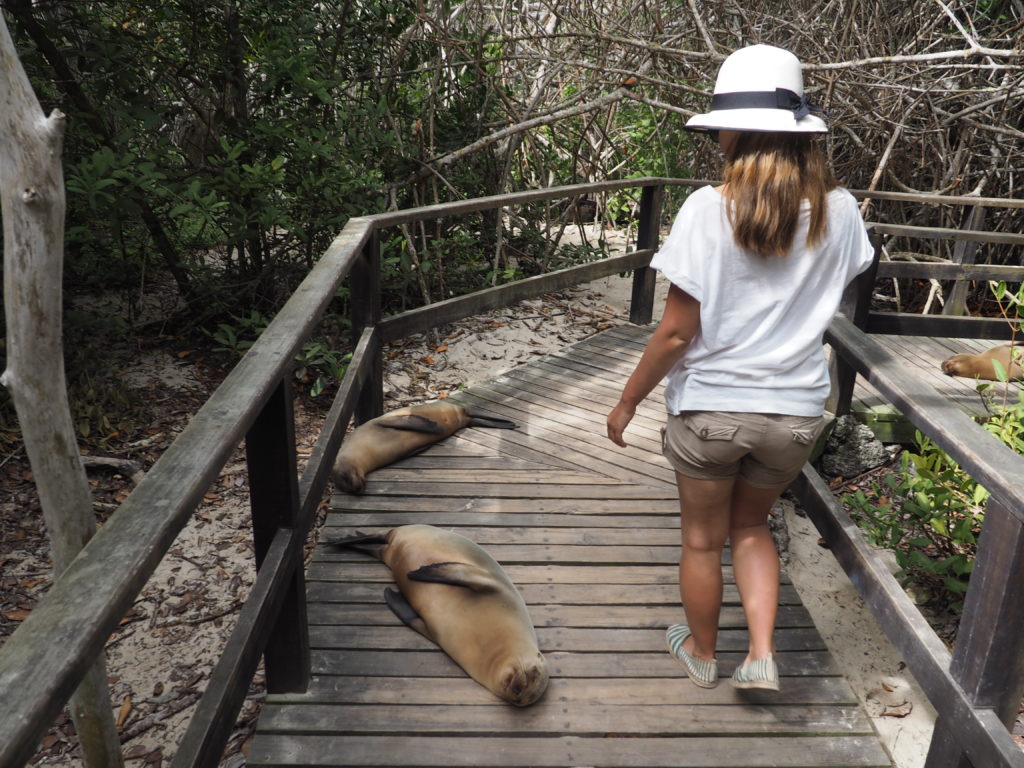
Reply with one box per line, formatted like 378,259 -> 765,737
116,695 -> 132,729
881,701 -> 913,718
2,608 -> 31,622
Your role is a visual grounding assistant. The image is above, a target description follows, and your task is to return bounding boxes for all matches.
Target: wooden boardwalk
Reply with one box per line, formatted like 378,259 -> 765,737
851,334 -> 1022,443
247,324 -> 899,767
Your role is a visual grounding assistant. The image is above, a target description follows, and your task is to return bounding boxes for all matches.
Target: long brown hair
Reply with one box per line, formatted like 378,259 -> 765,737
721,132 -> 836,258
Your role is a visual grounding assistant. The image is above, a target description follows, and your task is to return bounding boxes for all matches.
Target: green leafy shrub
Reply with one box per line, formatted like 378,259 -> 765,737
842,280 -> 1023,612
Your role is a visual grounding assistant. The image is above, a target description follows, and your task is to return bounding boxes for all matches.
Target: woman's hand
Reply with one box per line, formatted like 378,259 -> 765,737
606,401 -> 636,447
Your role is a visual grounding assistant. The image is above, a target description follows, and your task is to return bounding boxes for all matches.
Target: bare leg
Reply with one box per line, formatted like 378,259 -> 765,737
675,473 -> 733,662
729,479 -> 787,663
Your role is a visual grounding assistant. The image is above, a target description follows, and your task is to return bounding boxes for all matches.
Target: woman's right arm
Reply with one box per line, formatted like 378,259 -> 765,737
606,284 -> 700,447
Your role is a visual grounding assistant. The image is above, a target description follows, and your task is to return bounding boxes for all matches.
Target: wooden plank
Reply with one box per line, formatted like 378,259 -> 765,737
305,626 -> 827,653
448,390 -> 675,485
363,467 -> 628,484
323,511 -> 679,528
305,582 -> 803,606
868,222 -> 1024,246
310,649 -> 843,678
248,734 -> 891,767
353,482 -> 677,500
256,701 -> 874,736
310,543 -> 683,566
308,563 -> 686,585
866,312 -> 1016,340
271,674 -> 858,706
319,525 -> 681,547
305,603 -> 810,629
327,495 -> 682,516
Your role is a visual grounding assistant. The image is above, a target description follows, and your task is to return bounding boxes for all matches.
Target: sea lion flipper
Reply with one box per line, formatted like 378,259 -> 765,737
463,409 -> 517,430
325,532 -> 389,556
407,561 -> 501,592
384,588 -> 430,637
374,413 -> 446,435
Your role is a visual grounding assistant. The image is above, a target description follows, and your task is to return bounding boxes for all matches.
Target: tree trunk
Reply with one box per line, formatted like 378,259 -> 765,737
0,13 -> 124,768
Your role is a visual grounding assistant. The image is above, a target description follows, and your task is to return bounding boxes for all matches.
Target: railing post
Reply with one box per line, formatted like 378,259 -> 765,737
827,230 -> 882,416
245,379 -> 310,693
350,228 -> 383,422
629,184 -> 664,325
923,497 -> 1024,768
941,205 -> 985,317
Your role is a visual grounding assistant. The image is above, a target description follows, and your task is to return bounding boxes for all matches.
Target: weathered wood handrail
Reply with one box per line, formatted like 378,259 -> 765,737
1,176 -> 1021,768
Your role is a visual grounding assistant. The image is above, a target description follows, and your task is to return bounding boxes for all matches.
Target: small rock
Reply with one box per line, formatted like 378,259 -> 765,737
820,415 -> 890,478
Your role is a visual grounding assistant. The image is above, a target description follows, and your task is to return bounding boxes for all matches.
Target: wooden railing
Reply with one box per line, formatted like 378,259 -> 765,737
797,189 -> 1024,768
0,177 -> 1022,768
0,177 -> 683,767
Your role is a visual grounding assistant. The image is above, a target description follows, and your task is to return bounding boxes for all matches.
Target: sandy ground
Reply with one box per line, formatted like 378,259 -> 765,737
782,501 -> 936,766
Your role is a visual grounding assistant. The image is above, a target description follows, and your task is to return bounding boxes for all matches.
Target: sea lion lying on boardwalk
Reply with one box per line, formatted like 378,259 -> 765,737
327,524 -> 549,706
940,342 -> 1023,381
331,402 -> 516,494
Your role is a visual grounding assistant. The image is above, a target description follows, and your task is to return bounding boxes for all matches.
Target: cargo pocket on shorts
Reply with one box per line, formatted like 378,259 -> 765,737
684,412 -> 740,442
789,415 -> 826,446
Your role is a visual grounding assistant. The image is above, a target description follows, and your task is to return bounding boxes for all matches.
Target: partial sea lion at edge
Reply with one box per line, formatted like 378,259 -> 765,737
326,524 -> 549,706
940,342 -> 1023,381
331,401 -> 516,494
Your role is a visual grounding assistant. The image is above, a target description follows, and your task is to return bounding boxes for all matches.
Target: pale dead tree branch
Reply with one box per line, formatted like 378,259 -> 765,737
0,12 -> 124,768
807,47 -> 1024,70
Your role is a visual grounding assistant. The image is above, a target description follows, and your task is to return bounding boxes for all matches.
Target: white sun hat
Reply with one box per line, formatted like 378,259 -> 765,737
685,44 -> 827,134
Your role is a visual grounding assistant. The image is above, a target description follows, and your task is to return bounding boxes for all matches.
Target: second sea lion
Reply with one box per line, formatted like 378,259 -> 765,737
327,524 -> 549,706
331,401 -> 516,494
940,342 -> 1023,381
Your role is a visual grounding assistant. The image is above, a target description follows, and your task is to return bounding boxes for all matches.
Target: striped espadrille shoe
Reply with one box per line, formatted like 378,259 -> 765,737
731,654 -> 779,691
665,624 -> 718,688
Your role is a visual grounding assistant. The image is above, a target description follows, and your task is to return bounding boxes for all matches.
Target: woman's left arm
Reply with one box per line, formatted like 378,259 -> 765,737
606,284 -> 700,447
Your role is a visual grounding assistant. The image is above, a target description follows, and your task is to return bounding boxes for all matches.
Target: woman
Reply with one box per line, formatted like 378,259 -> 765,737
606,44 -> 874,691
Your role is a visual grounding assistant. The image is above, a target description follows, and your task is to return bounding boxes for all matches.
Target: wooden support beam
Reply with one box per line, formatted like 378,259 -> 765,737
924,497 -> 1024,768
351,230 -> 383,422
245,379 -> 309,695
629,184 -> 663,326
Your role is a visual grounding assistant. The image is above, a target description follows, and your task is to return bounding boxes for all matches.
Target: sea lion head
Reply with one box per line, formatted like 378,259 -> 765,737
330,461 -> 366,494
497,651 -> 549,707
941,354 -> 974,377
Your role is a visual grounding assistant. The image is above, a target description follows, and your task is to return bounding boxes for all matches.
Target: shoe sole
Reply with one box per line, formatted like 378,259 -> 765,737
731,678 -> 780,691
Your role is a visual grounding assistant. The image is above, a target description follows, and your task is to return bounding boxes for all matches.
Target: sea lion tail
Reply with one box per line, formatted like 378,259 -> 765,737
325,531 -> 389,557
464,409 -> 517,430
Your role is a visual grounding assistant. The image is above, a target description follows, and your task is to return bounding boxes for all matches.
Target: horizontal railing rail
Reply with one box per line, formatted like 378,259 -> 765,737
1,176 -> 1021,768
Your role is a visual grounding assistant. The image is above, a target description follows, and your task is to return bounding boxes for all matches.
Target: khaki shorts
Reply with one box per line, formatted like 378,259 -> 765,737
661,410 -> 827,488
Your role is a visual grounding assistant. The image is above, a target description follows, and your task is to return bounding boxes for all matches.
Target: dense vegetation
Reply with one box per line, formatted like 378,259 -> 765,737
1,0 -> 1022,434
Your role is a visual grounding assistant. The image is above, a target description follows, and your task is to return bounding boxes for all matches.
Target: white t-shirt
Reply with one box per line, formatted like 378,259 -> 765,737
650,185 -> 875,417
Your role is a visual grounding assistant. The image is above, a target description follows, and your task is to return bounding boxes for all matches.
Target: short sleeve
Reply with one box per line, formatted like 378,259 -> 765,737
648,189 -> 719,302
